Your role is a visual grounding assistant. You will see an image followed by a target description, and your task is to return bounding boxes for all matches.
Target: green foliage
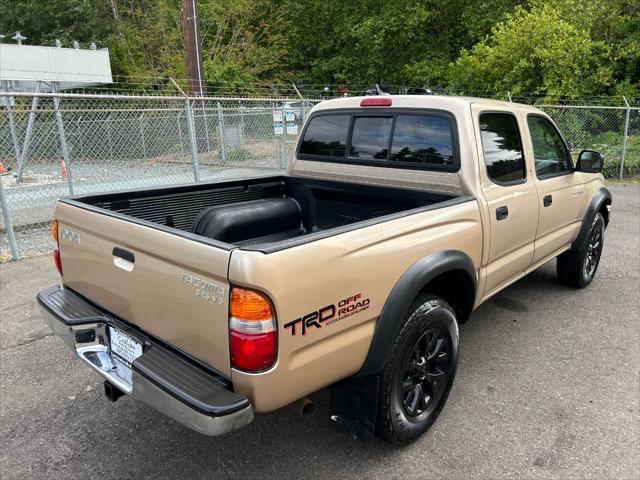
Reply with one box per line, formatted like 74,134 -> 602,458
449,0 -> 639,98
450,3 -> 607,96
282,0 -> 523,86
0,0 -> 636,97
592,132 -> 640,177
225,147 -> 252,162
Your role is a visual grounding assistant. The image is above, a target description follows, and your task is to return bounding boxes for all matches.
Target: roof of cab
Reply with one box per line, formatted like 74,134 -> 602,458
310,94 -> 542,114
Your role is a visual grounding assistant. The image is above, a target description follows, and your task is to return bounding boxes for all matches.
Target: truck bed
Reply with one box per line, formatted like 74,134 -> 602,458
63,176 -> 463,253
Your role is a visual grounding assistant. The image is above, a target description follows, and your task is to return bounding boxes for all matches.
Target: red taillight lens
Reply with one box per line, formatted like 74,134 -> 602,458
360,97 -> 392,107
230,330 -> 276,371
53,249 -> 63,276
229,287 -> 276,372
52,221 -> 62,276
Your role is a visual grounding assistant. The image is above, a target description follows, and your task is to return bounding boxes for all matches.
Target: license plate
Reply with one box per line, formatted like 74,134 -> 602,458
110,327 -> 143,367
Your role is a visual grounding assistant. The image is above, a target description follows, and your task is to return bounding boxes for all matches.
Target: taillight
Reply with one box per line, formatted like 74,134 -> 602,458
52,221 -> 62,276
360,97 -> 392,107
229,287 -> 276,372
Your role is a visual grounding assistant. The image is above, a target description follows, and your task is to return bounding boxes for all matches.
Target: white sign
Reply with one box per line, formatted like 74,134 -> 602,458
273,122 -> 284,135
272,110 -> 283,122
286,122 -> 299,135
285,111 -> 296,122
0,44 -> 113,92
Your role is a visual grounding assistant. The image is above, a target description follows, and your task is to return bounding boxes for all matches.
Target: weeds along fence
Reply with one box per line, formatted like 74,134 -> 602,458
0,91 -> 637,261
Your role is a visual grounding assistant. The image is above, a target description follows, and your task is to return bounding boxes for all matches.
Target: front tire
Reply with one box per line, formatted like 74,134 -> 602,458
376,294 -> 459,445
557,212 -> 605,288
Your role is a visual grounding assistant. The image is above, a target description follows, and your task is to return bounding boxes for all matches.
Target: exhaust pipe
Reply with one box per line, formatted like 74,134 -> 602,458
104,380 -> 125,402
288,397 -> 315,416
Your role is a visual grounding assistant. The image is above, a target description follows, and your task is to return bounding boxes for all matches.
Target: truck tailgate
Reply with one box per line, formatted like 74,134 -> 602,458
55,201 -> 232,376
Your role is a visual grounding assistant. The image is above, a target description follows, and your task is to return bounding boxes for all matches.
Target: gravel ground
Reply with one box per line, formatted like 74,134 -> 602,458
1,183 -> 638,480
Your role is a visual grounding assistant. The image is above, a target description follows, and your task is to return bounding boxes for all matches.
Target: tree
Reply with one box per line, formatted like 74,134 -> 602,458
448,0 -> 639,98
0,0 -> 636,97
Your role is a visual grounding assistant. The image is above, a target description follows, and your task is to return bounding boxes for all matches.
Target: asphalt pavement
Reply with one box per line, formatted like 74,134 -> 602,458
1,183 -> 638,480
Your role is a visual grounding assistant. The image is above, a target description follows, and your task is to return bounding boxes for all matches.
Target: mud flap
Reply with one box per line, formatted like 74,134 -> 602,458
328,375 -> 379,440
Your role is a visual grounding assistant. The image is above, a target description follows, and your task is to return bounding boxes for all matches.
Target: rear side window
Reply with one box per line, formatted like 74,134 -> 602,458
299,115 -> 350,157
479,112 -> 526,184
390,115 -> 454,165
298,111 -> 458,171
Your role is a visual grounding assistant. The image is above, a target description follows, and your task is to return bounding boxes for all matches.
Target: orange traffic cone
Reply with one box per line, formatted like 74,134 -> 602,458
0,162 -> 7,173
59,161 -> 68,179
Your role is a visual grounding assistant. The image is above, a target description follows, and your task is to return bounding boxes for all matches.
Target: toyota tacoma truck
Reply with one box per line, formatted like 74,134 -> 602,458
38,95 -> 611,445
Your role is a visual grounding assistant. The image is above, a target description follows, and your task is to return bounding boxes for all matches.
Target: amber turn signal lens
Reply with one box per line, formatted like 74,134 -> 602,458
52,221 -> 58,243
231,288 -> 273,321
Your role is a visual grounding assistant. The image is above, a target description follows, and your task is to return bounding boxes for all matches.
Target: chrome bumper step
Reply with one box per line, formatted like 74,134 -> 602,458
37,285 -> 253,436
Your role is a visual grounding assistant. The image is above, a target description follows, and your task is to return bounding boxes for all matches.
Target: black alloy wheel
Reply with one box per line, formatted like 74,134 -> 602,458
583,219 -> 603,280
400,328 -> 453,418
376,294 -> 459,445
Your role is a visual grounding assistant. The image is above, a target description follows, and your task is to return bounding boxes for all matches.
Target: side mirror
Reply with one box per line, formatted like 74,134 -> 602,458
576,150 -> 603,173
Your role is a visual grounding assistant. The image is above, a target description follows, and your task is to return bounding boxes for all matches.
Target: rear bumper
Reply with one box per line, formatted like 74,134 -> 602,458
38,285 -> 253,436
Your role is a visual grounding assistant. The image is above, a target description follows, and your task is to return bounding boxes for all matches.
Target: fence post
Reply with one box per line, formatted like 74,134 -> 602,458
185,98 -> 202,182
169,78 -> 200,181
52,83 -> 75,195
619,96 -> 631,180
107,114 -> 117,161
217,102 -> 227,164
16,81 -> 40,183
139,112 -> 147,159
6,97 -> 22,163
0,175 -> 20,260
293,83 -> 307,124
76,116 -> 84,161
176,110 -> 185,157
279,104 -> 286,169
202,99 -> 211,152
239,105 -> 245,148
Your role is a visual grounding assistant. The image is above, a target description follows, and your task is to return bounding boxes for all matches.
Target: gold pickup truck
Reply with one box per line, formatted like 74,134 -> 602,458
38,95 -> 611,445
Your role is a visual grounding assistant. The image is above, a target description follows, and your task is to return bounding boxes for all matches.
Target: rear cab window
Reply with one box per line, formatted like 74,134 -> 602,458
299,115 -> 350,157
298,109 -> 458,171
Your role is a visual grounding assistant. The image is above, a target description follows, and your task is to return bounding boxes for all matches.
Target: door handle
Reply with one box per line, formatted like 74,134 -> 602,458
113,247 -> 135,272
496,206 -> 509,220
543,195 -> 553,207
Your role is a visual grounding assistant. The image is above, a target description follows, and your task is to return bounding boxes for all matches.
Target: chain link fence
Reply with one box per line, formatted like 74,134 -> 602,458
1,91 -> 637,261
0,92 -> 317,260
536,103 -> 639,178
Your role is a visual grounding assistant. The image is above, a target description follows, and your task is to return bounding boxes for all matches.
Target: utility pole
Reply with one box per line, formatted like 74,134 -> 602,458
180,0 -> 204,96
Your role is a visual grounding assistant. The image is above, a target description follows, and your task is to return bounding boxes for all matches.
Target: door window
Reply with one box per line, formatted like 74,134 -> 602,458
479,112 -> 526,184
527,115 -> 572,177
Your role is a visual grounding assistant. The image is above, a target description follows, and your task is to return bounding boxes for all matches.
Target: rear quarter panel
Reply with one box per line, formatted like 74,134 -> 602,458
229,199 -> 482,412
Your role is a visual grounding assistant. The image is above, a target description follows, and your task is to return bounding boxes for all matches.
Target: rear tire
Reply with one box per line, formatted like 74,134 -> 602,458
557,212 -> 605,288
376,294 -> 458,446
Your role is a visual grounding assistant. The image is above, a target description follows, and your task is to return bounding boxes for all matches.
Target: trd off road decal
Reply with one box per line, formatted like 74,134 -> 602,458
284,293 -> 370,336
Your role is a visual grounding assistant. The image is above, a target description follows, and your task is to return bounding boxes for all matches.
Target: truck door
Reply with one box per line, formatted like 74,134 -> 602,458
473,107 -> 540,296
522,114 -> 586,263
